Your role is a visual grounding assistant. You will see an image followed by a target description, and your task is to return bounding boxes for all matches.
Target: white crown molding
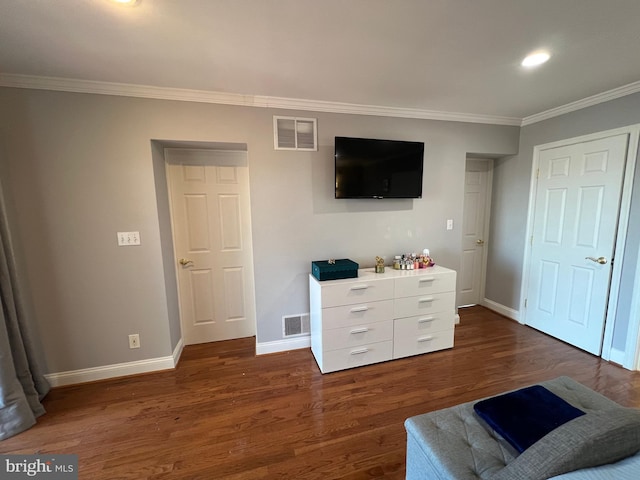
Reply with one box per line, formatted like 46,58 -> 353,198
0,73 -> 521,126
3,73 -> 638,128
261,95 -> 522,125
521,80 -> 640,126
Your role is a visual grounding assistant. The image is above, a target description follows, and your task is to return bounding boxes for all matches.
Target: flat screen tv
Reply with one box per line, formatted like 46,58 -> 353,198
335,136 -> 424,199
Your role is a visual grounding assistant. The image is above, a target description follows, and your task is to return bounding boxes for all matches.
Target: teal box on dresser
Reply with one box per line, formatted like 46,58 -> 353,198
311,259 -> 359,281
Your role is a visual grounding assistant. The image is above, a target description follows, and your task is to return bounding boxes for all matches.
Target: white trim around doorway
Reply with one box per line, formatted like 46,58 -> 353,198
520,124 -> 640,369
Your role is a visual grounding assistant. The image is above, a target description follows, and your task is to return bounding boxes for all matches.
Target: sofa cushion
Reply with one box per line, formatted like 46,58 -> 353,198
404,377 -> 639,480
490,407 -> 640,480
548,452 -> 640,479
474,385 -> 585,453
405,402 -> 517,480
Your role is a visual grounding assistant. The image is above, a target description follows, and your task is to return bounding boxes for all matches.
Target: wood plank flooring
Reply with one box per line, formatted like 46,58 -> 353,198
2,306 -> 640,479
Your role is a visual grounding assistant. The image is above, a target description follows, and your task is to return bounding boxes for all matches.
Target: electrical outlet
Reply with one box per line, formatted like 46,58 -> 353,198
128,334 -> 140,349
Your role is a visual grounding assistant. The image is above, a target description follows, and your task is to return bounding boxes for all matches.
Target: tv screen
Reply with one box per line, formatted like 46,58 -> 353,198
335,136 -> 424,199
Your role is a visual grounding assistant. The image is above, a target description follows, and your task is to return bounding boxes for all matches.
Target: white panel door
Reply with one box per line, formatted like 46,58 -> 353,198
168,153 -> 256,345
459,159 -> 490,306
525,134 -> 629,355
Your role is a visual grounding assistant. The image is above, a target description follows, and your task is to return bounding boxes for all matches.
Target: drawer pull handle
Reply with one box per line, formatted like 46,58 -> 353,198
350,285 -> 369,291
418,297 -> 435,303
418,336 -> 434,343
418,316 -> 435,323
419,277 -> 435,282
350,327 -> 369,334
350,348 -> 369,355
350,306 -> 369,313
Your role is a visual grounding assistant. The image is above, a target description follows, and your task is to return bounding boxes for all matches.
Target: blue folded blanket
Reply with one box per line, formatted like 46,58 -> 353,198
473,385 -> 585,453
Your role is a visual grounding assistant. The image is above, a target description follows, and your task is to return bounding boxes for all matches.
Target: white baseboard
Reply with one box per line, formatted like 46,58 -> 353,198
45,339 -> 185,388
172,338 -> 184,366
609,347 -> 625,366
481,298 -> 520,322
256,335 -> 311,355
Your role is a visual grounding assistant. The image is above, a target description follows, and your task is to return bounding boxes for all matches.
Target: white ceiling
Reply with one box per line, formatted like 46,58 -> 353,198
1,0 -> 640,124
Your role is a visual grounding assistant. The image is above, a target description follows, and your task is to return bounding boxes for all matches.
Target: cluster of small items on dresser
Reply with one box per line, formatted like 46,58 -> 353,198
392,249 -> 434,270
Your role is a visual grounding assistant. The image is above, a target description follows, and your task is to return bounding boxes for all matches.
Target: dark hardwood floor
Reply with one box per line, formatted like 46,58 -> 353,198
2,306 -> 640,479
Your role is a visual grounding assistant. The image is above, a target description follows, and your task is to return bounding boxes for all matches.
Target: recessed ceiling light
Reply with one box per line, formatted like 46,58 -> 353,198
522,51 -> 550,67
111,0 -> 139,5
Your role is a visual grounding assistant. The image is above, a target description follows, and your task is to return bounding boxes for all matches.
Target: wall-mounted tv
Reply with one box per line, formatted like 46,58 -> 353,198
334,136 -> 424,199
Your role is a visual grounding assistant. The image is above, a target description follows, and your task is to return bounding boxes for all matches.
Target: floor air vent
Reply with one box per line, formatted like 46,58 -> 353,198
283,313 -> 310,337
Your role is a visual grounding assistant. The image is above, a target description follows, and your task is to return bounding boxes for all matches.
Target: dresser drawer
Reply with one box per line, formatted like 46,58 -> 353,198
322,320 -> 393,351
320,341 -> 393,373
393,312 -> 454,338
395,271 -> 456,298
320,278 -> 394,308
321,299 -> 393,329
394,292 -> 455,319
393,327 -> 454,359
310,266 -> 457,373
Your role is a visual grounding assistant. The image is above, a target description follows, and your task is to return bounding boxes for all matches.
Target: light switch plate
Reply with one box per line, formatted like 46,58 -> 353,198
117,231 -> 141,246
446,219 -> 454,230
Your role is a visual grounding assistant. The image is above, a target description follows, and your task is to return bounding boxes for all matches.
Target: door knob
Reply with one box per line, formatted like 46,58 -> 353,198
585,256 -> 607,265
179,258 -> 194,266
476,239 -> 485,245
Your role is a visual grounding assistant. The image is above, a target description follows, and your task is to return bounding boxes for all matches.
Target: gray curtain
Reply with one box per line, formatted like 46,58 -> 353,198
0,183 -> 50,440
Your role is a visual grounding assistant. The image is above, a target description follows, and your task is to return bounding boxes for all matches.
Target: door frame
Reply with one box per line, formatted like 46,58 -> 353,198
164,146 -> 257,345
460,157 -> 494,307
520,124 -> 640,368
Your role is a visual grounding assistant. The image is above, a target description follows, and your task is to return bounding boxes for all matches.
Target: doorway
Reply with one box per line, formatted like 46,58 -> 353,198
166,147 -> 257,345
521,126 -> 640,361
459,158 -> 493,307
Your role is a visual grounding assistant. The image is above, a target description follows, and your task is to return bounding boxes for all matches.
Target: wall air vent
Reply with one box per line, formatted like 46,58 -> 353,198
283,313 -> 310,337
274,116 -> 317,151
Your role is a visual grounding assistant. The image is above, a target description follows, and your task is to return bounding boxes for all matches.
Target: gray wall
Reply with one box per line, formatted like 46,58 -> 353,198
0,87 -> 519,374
486,92 -> 640,353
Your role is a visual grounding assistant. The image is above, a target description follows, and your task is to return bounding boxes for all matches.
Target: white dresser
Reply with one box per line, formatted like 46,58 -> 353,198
309,266 -> 456,373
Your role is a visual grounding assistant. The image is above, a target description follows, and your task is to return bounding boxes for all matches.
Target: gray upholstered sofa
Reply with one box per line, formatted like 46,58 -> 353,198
405,376 -> 640,480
